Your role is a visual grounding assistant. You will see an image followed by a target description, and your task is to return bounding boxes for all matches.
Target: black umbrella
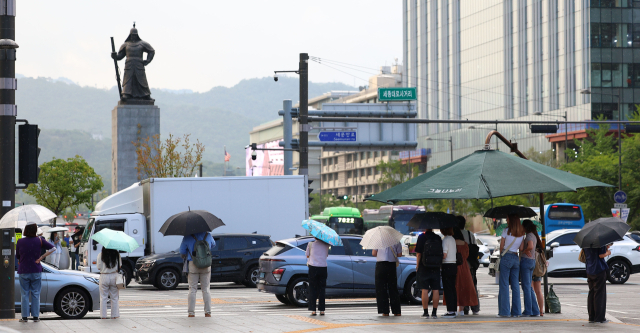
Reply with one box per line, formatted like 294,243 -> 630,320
407,212 -> 458,230
483,205 -> 537,219
159,208 -> 225,236
573,217 -> 630,248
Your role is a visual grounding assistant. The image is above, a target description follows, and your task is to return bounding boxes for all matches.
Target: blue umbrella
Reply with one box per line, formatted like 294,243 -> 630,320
302,220 -> 343,246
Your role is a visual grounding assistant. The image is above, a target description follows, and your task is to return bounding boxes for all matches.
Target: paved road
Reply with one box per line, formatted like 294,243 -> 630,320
5,267 -> 640,332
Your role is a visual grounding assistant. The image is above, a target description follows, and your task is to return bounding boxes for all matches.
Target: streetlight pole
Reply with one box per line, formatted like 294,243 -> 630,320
581,89 -> 622,190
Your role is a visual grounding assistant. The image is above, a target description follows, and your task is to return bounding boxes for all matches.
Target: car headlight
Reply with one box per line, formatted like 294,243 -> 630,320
84,276 -> 99,285
141,260 -> 156,269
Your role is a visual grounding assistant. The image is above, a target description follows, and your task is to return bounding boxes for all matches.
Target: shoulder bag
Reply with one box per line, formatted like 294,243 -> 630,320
306,241 -> 313,267
489,236 -> 519,273
116,255 -> 126,290
533,249 -> 547,277
578,249 -> 586,263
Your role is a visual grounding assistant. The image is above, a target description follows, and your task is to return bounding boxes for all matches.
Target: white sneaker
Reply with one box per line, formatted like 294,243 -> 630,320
457,311 -> 464,316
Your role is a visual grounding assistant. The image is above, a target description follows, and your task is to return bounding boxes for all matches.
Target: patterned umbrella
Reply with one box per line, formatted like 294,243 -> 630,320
93,228 -> 140,252
360,226 -> 403,249
302,220 -> 343,246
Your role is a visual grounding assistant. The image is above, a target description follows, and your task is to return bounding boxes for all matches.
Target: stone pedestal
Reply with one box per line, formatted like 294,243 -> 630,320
112,104 -> 160,193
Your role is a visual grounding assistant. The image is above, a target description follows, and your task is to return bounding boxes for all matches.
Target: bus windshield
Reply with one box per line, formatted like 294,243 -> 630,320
391,211 -> 421,235
327,217 -> 363,235
82,218 -> 95,242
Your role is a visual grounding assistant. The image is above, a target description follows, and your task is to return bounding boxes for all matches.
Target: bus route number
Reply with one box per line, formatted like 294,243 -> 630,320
337,218 -> 355,223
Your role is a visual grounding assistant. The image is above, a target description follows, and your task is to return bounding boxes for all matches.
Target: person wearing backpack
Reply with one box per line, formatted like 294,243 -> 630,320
458,216 -> 480,315
414,228 -> 443,319
179,232 -> 216,318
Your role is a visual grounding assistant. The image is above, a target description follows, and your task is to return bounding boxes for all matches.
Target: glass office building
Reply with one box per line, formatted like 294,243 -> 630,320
403,0 -> 640,168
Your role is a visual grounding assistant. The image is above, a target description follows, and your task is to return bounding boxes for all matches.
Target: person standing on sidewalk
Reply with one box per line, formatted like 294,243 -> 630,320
441,227 -> 458,319
415,229 -> 443,319
97,247 -> 122,319
458,216 -> 480,315
180,232 -> 216,318
497,214 -> 525,318
372,242 -> 403,317
50,232 -> 62,268
306,238 -> 329,316
585,243 -> 611,324
71,227 -> 82,270
16,222 -> 54,322
520,220 -> 540,317
453,228 -> 478,317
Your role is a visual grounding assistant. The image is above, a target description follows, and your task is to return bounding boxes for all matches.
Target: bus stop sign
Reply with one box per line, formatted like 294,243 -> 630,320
614,191 -> 627,204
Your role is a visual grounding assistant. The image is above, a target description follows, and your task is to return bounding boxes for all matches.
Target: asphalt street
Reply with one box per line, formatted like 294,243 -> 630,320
4,267 -> 640,332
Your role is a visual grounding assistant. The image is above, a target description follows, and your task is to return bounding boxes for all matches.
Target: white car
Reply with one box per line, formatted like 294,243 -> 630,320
475,237 -> 491,267
546,229 -> 640,284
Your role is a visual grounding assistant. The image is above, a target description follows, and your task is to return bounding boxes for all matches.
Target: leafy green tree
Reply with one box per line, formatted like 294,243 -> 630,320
24,156 -> 103,226
309,193 -> 345,216
622,110 -> 640,229
376,159 -> 419,189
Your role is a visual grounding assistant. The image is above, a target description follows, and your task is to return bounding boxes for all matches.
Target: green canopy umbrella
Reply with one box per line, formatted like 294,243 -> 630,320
93,228 -> 140,252
368,149 -> 614,204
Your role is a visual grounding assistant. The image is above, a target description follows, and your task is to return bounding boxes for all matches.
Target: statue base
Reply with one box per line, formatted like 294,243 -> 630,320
112,103 -> 160,193
118,98 -> 155,106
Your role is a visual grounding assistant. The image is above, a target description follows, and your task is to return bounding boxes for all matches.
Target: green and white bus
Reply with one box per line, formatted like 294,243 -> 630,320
310,207 -> 364,235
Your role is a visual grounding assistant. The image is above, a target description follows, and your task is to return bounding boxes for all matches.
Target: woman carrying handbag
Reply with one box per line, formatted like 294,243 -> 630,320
98,247 -> 122,319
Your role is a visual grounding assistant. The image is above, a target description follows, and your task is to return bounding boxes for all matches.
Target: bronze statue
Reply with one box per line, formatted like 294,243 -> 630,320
111,24 -> 155,103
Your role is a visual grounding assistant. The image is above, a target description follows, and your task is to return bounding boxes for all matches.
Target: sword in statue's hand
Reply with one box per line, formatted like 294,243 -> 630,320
110,37 -> 123,98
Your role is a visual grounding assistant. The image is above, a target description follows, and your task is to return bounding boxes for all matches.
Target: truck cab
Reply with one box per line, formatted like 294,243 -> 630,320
79,183 -> 146,284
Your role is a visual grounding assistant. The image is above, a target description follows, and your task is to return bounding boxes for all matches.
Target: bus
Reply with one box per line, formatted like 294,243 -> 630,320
362,206 -> 392,231
387,205 -> 425,235
310,207 -> 364,235
544,203 -> 585,233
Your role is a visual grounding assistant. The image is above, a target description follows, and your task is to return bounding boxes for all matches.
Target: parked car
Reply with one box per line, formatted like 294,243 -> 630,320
14,262 -> 101,319
476,237 -> 491,267
627,231 -> 640,244
476,234 -> 500,254
400,234 -> 419,256
134,233 -> 273,290
490,229 -> 640,284
257,235 -> 419,307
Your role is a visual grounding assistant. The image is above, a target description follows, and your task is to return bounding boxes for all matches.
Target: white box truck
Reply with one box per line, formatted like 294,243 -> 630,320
79,176 -> 308,283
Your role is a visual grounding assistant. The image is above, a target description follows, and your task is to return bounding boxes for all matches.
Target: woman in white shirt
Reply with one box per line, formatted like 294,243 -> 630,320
496,214 -> 525,318
50,233 -> 62,267
305,238 -> 329,316
440,227 -> 458,318
97,247 -> 122,319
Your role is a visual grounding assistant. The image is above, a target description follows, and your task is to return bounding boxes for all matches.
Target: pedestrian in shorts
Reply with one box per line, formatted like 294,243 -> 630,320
415,228 -> 443,319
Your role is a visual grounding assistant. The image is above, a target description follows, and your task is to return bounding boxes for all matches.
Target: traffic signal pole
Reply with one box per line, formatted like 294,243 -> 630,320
298,53 -> 309,176
0,0 -> 17,319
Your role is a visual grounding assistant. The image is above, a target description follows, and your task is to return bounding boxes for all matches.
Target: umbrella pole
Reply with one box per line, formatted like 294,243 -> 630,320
540,193 -> 549,313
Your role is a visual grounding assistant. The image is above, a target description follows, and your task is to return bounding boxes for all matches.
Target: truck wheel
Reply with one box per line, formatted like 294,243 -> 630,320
276,294 -> 290,304
121,265 -> 133,286
156,268 -> 180,290
608,259 -> 630,284
403,275 -> 422,305
54,287 -> 90,319
286,276 -> 309,307
242,265 -> 260,288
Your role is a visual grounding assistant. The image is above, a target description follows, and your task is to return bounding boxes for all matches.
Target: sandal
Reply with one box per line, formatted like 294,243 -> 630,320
320,312 -> 325,316
310,312 -> 317,316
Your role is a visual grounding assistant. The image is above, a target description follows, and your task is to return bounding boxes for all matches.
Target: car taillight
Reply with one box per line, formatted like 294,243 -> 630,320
272,268 -> 285,281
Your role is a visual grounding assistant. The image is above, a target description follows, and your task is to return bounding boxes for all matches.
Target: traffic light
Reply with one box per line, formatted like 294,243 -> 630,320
341,195 -> 348,200
18,124 -> 40,185
308,180 -> 313,203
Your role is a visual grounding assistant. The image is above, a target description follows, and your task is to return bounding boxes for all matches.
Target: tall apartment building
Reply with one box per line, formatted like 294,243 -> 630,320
403,1 -> 640,168
319,65 -> 410,200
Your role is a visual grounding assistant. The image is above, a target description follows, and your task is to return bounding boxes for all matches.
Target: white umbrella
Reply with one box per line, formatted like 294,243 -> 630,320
360,226 -> 404,249
0,204 -> 56,230
47,227 -> 70,233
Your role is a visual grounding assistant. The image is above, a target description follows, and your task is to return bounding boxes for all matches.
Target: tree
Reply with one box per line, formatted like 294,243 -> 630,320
376,159 -> 419,189
622,111 -> 640,229
24,156 -> 103,226
133,133 -> 205,179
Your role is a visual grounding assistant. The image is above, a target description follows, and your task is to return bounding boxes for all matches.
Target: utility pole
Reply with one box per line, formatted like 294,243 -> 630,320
283,100 -> 293,175
298,53 -> 309,176
0,0 -> 17,319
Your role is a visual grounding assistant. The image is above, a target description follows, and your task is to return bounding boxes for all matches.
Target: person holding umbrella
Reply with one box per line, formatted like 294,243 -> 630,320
361,226 -> 404,317
159,208 -> 225,318
573,217 -> 629,324
497,214 -> 525,318
302,220 -> 343,316
93,228 -> 141,319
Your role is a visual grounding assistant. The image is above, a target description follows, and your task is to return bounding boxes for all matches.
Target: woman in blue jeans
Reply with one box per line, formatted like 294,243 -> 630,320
16,222 -> 54,322
520,220 -> 541,316
497,214 -> 525,318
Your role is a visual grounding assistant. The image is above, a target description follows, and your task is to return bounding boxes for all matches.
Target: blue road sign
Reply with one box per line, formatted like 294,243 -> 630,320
614,191 -> 627,204
318,131 -> 357,142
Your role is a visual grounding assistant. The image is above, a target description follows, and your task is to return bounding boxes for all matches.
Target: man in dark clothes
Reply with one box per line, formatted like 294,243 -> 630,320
585,244 -> 611,324
415,229 -> 443,319
71,227 -> 83,270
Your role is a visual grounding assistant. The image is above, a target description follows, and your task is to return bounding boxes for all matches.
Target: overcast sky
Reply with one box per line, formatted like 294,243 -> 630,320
17,1 -> 401,92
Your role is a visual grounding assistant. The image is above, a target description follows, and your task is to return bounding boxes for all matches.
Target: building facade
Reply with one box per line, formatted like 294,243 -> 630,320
403,0 -> 640,168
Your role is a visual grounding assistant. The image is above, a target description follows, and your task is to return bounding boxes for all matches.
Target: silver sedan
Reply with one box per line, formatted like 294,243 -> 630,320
14,263 -> 101,319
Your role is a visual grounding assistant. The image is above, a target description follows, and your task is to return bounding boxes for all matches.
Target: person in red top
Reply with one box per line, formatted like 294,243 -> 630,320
16,222 -> 54,322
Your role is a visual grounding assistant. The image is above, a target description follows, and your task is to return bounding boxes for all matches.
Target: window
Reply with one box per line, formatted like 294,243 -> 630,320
334,157 -> 338,164
551,233 -> 579,246
602,63 -> 612,87
223,237 -> 248,251
367,152 -> 372,159
374,151 -> 379,158
548,205 -> 583,220
322,159 -> 326,166
382,151 -> 387,157
374,184 -> 379,192
328,158 -> 333,166
247,237 -> 271,248
345,238 -> 373,256
591,23 -> 601,47
95,219 -> 126,234
366,185 -> 372,192
346,154 -> 352,162
353,153 -> 359,161
360,152 -> 365,160
322,174 -> 327,181
328,174 -> 333,181
592,63 -> 602,87
360,169 -> 366,177
347,171 -> 352,178
367,168 -> 372,176
328,243 -> 347,255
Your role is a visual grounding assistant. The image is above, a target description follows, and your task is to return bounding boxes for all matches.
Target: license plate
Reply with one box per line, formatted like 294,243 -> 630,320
259,272 -> 265,278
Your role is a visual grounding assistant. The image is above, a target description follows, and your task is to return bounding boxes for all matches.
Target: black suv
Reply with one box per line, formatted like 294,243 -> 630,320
134,233 -> 273,290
